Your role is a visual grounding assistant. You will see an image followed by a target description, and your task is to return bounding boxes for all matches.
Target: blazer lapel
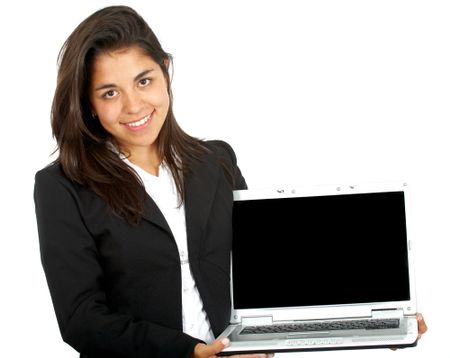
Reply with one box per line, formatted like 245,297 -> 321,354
139,151 -> 220,246
184,152 -> 220,256
142,196 -> 173,236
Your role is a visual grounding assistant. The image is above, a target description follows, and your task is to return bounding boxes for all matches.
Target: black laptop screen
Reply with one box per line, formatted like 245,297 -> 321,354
231,191 -> 411,309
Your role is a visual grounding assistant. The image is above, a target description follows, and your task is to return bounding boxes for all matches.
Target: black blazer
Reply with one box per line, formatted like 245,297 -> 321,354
34,140 -> 247,358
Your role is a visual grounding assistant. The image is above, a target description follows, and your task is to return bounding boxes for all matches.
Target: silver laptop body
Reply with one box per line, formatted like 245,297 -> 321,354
218,182 -> 418,354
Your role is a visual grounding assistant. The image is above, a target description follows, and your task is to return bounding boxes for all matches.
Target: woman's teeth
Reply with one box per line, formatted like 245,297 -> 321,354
126,114 -> 150,127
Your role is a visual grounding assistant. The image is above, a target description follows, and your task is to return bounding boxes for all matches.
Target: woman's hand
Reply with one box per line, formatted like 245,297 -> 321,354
192,338 -> 274,358
417,313 -> 427,339
391,312 -> 428,351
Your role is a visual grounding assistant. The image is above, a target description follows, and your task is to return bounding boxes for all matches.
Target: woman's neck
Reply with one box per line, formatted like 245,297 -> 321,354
126,145 -> 161,177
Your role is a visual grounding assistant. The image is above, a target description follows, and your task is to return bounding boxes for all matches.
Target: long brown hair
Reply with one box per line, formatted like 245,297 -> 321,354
51,5 -> 207,224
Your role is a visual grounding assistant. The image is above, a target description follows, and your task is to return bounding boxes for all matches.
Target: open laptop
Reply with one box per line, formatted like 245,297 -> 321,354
217,182 -> 418,354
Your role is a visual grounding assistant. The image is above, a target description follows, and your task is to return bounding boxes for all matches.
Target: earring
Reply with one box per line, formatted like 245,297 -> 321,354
92,112 -> 98,118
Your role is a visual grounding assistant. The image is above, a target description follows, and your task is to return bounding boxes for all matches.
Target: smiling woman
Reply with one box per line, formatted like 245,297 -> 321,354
89,47 -> 170,175
50,5 -> 212,226
34,5 -> 252,358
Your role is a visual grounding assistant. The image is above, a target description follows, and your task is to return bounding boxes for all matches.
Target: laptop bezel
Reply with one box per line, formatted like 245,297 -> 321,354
229,182 -> 417,325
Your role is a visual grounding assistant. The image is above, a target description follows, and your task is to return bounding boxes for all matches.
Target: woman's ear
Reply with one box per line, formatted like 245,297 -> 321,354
90,106 -> 98,118
163,58 -> 170,69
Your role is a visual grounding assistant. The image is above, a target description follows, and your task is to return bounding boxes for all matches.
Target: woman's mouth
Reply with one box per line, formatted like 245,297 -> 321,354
123,113 -> 152,130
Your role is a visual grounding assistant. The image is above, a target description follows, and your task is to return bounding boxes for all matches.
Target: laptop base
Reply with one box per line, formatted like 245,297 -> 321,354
218,341 -> 418,356
217,315 -> 418,355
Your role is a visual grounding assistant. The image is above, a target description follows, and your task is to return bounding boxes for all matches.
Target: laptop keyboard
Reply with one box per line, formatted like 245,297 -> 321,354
240,318 -> 400,335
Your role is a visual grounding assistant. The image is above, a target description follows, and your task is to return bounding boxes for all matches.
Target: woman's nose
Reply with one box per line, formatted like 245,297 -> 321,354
123,90 -> 143,114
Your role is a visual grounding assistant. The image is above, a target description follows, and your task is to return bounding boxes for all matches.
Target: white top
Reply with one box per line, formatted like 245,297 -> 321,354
123,158 -> 215,343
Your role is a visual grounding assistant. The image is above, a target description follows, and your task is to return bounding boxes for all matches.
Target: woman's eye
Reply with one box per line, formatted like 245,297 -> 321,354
103,90 -> 118,99
138,78 -> 151,87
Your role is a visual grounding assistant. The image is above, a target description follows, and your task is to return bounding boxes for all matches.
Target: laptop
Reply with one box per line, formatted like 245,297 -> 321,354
217,182 -> 418,354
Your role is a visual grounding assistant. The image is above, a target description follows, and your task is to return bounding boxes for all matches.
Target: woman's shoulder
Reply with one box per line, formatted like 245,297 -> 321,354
203,140 -> 239,164
34,161 -> 82,194
203,139 -> 234,151
202,139 -> 247,190
34,161 -> 104,216
35,161 -> 65,183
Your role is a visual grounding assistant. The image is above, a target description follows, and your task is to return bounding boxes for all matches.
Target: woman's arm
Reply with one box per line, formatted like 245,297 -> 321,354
34,167 -> 201,358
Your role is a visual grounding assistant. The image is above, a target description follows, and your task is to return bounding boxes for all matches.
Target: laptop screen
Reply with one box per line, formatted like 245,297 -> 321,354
231,191 -> 410,310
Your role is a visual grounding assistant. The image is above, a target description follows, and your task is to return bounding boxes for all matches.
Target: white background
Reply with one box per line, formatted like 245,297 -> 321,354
0,0 -> 448,357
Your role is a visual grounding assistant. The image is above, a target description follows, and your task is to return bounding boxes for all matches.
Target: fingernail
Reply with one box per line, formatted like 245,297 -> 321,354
417,313 -> 423,321
221,337 -> 230,347
268,354 -> 275,358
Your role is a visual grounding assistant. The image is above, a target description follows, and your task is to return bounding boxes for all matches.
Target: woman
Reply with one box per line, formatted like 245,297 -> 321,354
34,5 -> 260,358
34,5 -> 426,358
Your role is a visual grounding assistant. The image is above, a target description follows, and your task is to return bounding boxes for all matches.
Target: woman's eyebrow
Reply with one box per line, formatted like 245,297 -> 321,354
134,69 -> 154,81
94,69 -> 155,91
95,83 -> 116,91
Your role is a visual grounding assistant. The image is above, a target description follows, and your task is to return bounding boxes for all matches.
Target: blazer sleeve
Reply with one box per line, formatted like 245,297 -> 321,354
34,169 -> 202,358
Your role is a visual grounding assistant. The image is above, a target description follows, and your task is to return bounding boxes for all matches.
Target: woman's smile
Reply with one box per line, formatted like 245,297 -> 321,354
122,112 -> 153,131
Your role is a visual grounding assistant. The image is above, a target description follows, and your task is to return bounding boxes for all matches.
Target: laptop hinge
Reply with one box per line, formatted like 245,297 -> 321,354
241,316 -> 273,326
371,309 -> 404,319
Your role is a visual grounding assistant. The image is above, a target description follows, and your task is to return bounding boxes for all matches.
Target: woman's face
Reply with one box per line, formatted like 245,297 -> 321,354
89,46 -> 170,155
